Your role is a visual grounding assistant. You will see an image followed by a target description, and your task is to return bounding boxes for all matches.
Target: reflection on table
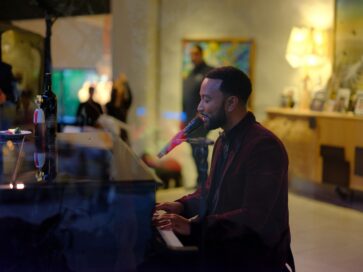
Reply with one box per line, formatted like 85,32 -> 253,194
0,131 -> 159,271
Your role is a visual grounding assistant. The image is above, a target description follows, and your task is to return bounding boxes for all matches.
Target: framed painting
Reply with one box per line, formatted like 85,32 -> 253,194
354,90 -> 363,115
334,0 -> 363,95
182,38 -> 255,106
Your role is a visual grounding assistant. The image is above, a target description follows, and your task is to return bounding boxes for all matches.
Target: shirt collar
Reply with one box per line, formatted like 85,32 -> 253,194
220,111 -> 256,143
193,61 -> 207,72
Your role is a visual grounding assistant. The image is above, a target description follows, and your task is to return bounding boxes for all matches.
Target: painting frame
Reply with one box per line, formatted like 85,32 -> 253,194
354,90 -> 363,115
334,0 -> 363,97
335,88 -> 351,112
182,38 -> 255,108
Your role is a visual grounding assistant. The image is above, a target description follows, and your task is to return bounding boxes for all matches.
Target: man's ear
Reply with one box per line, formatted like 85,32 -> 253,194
225,96 -> 239,112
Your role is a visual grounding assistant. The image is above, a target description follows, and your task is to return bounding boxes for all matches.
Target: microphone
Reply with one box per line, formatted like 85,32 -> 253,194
157,115 -> 204,158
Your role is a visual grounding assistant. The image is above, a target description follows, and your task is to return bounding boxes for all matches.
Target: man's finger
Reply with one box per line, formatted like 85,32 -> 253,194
158,219 -> 172,230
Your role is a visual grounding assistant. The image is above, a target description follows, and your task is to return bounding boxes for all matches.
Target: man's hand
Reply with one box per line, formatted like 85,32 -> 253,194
153,213 -> 191,236
155,201 -> 184,214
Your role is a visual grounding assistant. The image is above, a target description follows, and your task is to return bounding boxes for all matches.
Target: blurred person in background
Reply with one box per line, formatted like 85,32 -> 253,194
106,73 -> 133,144
0,60 -> 16,130
0,60 -> 16,104
76,86 -> 103,127
0,88 -> 16,130
183,44 -> 213,187
16,85 -> 34,130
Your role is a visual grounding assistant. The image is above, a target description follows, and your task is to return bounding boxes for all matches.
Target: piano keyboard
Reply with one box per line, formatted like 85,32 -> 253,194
157,228 -> 184,248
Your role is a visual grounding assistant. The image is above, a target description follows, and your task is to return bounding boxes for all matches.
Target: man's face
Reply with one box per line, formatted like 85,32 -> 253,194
190,47 -> 203,66
197,78 -> 227,130
89,88 -> 95,99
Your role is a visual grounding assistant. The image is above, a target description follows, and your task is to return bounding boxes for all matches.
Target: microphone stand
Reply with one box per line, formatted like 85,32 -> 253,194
186,137 -> 214,259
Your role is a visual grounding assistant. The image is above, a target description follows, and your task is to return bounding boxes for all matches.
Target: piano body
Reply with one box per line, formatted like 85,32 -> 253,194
0,131 -> 161,271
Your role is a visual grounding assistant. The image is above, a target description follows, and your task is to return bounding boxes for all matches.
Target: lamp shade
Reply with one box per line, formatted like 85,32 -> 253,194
286,27 -> 328,68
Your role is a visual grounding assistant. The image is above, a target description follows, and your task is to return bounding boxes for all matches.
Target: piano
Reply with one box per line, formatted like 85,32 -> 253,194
0,131 -> 161,271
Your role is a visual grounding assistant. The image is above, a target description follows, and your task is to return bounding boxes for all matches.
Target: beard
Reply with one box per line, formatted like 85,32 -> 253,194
204,105 -> 227,131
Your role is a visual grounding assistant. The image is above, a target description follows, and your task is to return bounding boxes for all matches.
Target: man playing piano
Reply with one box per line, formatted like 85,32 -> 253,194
153,66 -> 294,271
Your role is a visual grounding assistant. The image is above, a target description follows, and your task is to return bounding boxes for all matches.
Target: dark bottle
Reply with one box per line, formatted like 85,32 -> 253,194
42,136 -> 58,182
41,72 -> 57,138
33,95 -> 46,181
39,73 -> 58,182
33,133 -> 46,182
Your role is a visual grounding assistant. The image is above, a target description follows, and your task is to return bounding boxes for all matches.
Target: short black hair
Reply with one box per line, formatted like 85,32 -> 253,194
205,66 -> 252,105
192,44 -> 203,54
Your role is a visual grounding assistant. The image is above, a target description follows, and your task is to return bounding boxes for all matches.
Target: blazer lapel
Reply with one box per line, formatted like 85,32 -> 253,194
219,124 -> 249,187
220,141 -> 239,184
207,138 -> 223,188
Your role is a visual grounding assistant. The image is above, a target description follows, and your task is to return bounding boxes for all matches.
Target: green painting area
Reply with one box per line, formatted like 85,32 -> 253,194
337,0 -> 363,21
52,69 -> 98,123
335,0 -> 363,93
182,40 -> 253,79
335,0 -> 363,64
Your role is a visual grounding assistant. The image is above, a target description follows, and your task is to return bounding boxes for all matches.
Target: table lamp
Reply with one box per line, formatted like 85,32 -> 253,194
286,27 -> 329,109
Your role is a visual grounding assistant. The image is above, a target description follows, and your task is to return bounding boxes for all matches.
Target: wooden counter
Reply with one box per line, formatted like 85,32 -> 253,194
264,108 -> 363,191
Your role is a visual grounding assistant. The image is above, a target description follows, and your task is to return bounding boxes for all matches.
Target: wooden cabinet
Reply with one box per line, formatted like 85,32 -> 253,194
264,108 -> 363,191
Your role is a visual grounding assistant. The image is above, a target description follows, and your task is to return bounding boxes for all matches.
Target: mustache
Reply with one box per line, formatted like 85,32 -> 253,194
198,112 -> 209,121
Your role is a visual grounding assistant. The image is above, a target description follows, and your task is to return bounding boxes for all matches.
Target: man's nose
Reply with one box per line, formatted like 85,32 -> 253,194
197,100 -> 203,113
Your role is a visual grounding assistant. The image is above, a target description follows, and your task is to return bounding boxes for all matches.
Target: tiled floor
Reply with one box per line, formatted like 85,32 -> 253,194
156,188 -> 363,272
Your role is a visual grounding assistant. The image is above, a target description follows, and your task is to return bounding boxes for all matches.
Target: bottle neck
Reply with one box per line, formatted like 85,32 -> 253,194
43,73 -> 52,94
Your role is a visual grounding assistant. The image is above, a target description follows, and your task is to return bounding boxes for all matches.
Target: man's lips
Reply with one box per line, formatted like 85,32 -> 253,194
198,113 -> 209,122
199,113 -> 210,128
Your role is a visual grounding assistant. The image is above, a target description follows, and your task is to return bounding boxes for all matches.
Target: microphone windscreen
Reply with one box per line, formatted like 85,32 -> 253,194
183,115 -> 204,135
157,115 -> 204,158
